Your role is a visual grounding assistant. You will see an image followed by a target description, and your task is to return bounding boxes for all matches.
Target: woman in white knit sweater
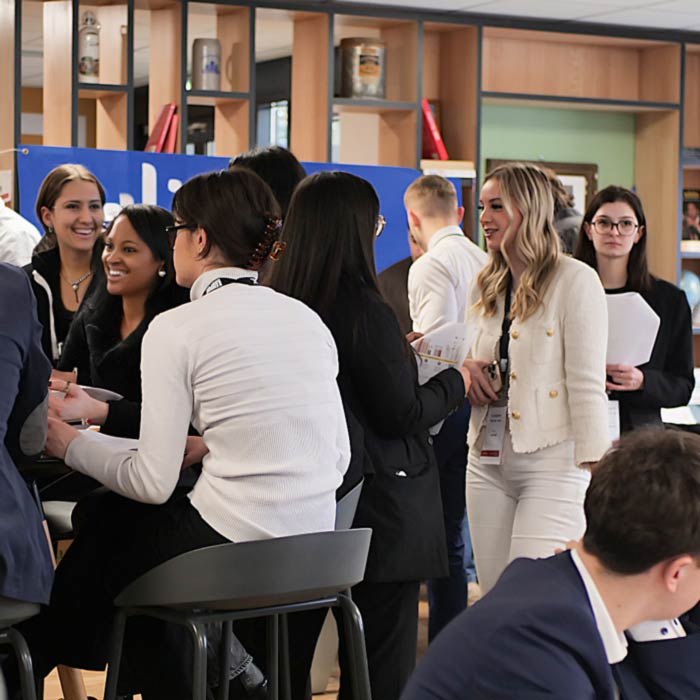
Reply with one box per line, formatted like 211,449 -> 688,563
464,162 -> 610,593
22,168 -> 349,699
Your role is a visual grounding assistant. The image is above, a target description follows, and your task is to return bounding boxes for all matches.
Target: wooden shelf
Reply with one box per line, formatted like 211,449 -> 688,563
333,98 -> 417,112
78,84 -> 129,98
186,89 -> 249,106
481,92 -> 679,113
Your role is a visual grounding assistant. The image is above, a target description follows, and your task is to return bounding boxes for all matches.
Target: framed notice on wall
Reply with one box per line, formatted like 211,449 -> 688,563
486,159 -> 598,211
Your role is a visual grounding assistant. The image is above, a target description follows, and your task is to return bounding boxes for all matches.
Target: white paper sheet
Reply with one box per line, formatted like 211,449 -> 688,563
606,292 -> 660,367
411,322 -> 476,435
411,321 -> 476,386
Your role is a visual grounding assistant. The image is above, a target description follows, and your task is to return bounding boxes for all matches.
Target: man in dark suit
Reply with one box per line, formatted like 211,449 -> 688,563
401,427 -> 700,700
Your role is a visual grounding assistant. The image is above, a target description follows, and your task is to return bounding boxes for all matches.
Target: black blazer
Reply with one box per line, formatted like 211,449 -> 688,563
607,279 -> 695,432
377,256 -> 413,336
325,286 -> 465,582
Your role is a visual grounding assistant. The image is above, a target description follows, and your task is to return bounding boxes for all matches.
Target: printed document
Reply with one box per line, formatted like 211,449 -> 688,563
606,292 -> 660,367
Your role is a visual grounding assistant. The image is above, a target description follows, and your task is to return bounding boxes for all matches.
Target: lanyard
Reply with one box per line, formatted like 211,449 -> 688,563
203,276 -> 257,296
498,276 -> 513,372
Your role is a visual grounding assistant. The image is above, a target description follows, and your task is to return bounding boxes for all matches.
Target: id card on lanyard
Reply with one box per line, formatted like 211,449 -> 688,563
480,277 -> 513,466
608,399 -> 621,442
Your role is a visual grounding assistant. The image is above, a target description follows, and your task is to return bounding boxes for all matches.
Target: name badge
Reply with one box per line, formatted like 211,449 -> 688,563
608,399 -> 621,443
481,406 -> 508,465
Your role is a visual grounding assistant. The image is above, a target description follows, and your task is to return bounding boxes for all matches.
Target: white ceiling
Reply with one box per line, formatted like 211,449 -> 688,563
20,0 -> 700,89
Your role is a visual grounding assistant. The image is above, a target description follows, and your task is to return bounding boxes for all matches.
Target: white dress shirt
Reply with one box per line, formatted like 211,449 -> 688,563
0,200 -> 41,267
66,267 -> 350,542
407,225 -> 487,334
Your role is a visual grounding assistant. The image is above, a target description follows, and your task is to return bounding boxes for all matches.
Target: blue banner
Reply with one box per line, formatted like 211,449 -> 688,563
18,145 -> 456,272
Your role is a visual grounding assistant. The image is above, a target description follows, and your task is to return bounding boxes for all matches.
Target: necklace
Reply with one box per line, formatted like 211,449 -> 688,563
62,270 -> 93,303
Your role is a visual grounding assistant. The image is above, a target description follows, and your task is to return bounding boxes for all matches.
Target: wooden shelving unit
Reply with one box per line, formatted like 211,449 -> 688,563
1,0 -> 699,286
331,14 -> 419,167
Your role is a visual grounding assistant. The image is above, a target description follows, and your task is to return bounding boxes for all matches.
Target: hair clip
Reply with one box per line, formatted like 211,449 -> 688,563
269,241 -> 287,262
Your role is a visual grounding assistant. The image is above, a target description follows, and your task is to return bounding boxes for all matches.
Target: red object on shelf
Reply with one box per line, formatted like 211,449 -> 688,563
145,103 -> 177,153
163,113 -> 179,154
421,98 -> 448,161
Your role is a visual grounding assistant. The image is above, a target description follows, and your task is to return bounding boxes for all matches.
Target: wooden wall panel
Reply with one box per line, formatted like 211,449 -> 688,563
0,0 -> 16,203
635,110 -> 679,283
291,13 -> 329,161
43,1 -> 73,145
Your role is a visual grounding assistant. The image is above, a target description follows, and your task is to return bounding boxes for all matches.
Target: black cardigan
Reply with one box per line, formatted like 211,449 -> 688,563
58,287 -> 189,438
23,246 -> 101,365
325,286 -> 466,583
607,279 -> 695,432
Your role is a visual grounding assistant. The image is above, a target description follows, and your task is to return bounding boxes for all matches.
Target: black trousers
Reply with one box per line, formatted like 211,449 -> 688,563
238,579 -> 421,700
17,491 -> 230,699
338,580 -> 421,700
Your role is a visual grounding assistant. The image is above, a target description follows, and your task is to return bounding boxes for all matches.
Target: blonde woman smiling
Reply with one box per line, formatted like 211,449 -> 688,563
464,162 -> 610,593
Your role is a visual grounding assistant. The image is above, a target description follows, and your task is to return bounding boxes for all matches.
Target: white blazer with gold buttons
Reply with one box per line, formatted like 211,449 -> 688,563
466,256 -> 611,466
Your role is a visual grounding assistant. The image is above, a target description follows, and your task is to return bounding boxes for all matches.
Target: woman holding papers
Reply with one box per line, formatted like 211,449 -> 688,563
464,162 -> 610,594
575,185 -> 694,433
268,171 -> 471,700
18,168 -> 348,699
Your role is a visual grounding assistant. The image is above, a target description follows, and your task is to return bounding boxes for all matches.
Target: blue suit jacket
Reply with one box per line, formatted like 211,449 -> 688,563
0,263 -> 54,603
402,552 -> 700,700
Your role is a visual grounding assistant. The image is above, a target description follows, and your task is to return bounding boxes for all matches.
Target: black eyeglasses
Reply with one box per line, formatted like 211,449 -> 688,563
590,217 -> 639,237
375,214 -> 387,238
166,223 -> 196,248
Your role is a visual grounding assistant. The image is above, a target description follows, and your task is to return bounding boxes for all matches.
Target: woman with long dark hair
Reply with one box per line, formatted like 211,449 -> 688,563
267,170 -> 470,700
50,204 -> 188,438
574,185 -> 694,432
25,164 -> 105,364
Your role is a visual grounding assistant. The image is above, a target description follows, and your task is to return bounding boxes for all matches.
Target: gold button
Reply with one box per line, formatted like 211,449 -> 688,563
546,328 -> 555,337
511,330 -> 520,339
549,390 -> 558,398
510,371 -> 517,380
512,410 -> 521,420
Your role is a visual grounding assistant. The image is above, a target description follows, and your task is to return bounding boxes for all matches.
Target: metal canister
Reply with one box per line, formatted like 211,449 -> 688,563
192,38 -> 222,91
340,37 -> 386,99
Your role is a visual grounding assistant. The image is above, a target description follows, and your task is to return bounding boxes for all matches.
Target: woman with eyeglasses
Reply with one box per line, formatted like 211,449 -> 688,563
49,205 -> 189,439
267,170 -> 471,700
574,185 -> 694,432
17,167 -> 348,700
24,164 -> 106,365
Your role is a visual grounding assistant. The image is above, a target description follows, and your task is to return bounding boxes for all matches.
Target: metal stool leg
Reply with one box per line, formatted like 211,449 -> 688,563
279,613 -> 291,700
337,593 -> 372,700
266,615 -> 279,700
217,622 -> 233,700
4,627 -> 37,700
186,621 -> 208,700
103,610 -> 127,700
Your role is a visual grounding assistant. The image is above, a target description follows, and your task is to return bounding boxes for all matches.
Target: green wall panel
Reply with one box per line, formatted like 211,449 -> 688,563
480,104 -> 636,192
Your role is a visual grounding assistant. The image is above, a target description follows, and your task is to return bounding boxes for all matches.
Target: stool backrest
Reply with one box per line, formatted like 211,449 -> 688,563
115,528 -> 372,611
335,478 -> 363,530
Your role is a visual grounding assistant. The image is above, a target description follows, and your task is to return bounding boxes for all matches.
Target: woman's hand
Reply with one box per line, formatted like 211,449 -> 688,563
48,379 -> 109,425
464,359 -> 499,407
45,417 -> 80,460
606,364 -> 644,392
405,331 -> 424,345
51,368 -> 77,384
182,436 -> 209,470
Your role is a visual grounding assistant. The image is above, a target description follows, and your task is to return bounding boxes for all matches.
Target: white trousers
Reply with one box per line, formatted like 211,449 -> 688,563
466,430 -> 590,594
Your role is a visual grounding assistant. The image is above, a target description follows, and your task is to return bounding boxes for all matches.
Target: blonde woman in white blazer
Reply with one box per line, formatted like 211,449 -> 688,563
464,162 -> 610,593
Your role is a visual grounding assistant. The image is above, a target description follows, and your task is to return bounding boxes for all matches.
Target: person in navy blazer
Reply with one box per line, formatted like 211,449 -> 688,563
0,263 -> 54,604
402,427 -> 700,700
